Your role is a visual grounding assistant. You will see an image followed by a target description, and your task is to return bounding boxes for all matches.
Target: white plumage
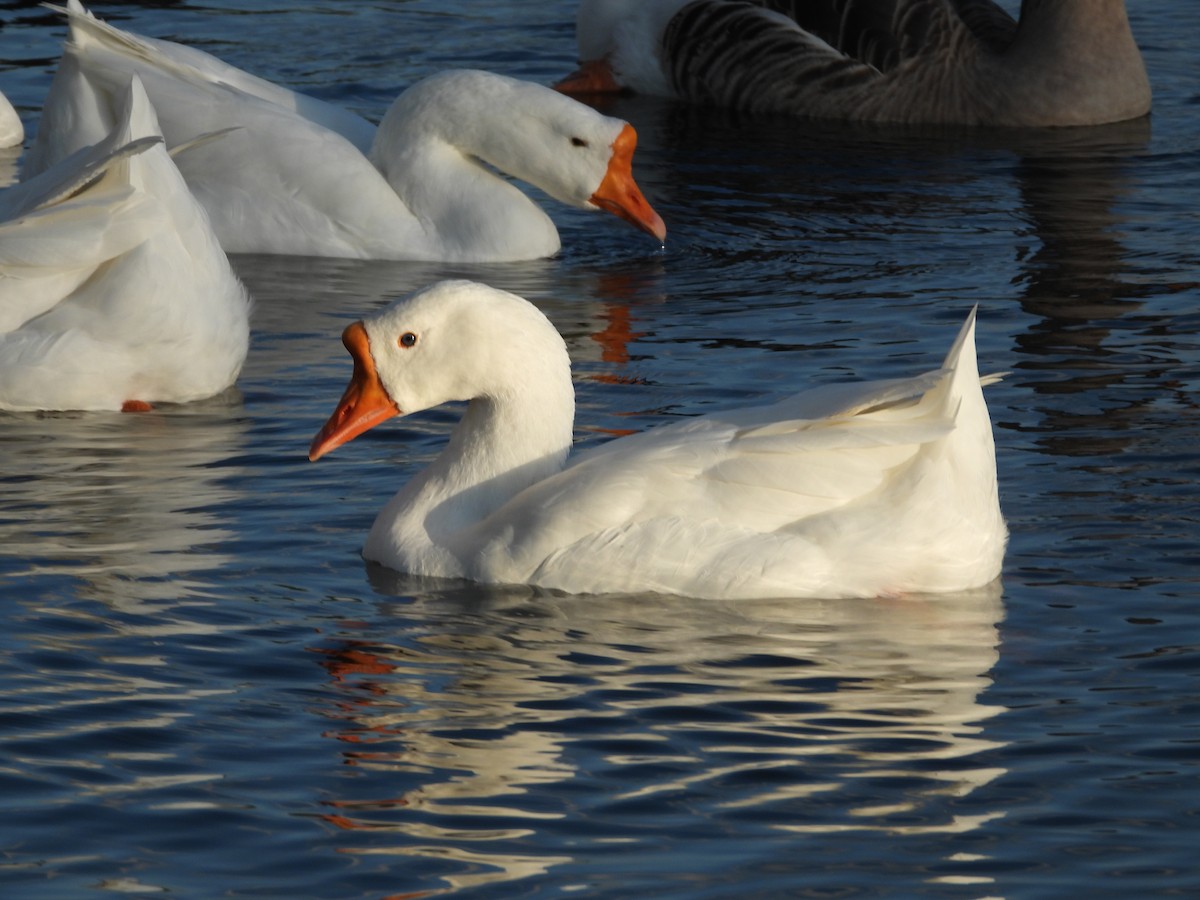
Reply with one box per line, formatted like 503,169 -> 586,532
0,76 -> 249,412
310,280 -> 1007,600
0,90 -> 21,148
28,1 -> 666,261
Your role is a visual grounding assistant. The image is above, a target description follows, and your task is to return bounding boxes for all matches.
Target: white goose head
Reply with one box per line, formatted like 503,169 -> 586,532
309,280 -> 574,462
373,70 -> 666,243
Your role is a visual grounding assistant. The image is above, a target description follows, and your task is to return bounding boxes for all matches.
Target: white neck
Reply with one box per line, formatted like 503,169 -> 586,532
431,388 -> 575,533
369,82 -> 562,262
372,139 -> 560,262
365,344 -> 575,574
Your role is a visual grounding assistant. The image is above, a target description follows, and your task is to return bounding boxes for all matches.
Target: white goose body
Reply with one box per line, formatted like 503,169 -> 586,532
28,1 -> 664,262
311,281 -> 1007,600
0,90 -> 21,148
560,0 -> 1151,127
0,76 -> 249,412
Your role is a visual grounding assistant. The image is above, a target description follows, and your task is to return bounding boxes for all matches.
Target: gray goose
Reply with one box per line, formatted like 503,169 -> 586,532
558,0 -> 1151,127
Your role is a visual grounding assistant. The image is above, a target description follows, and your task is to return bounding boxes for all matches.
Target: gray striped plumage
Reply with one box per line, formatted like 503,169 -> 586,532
654,0 -> 1148,126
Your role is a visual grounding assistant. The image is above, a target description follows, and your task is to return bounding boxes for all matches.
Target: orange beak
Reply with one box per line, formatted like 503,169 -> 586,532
309,321 -> 401,461
592,123 -> 667,243
554,58 -> 624,96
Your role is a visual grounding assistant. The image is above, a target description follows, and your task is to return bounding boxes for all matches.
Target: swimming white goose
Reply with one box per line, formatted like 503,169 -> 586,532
558,0 -> 1151,127
28,1 -> 666,262
309,280 -> 1007,600
0,75 -> 250,412
0,90 -> 21,148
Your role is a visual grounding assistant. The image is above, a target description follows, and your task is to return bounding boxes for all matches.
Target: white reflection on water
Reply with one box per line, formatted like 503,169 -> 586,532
310,577 -> 1006,893
0,404 -> 246,803
0,145 -> 18,188
0,399 -> 248,616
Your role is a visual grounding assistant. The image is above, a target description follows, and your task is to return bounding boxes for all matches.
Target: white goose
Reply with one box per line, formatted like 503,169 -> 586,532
0,76 -> 249,412
0,90 -> 21,148
558,0 -> 1151,127
309,280 -> 1007,600
28,1 -> 666,262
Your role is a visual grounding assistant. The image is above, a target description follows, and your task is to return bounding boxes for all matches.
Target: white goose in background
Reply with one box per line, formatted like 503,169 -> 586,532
309,280 -> 1007,600
0,90 -> 22,148
27,1 -> 666,262
0,76 -> 250,413
558,0 -> 1151,127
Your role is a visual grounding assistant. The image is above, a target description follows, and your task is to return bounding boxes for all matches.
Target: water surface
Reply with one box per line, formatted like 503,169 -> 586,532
1,2 -> 1198,897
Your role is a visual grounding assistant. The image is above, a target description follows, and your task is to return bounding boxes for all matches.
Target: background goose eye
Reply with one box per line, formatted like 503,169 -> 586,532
398,332 -> 418,348
570,136 -> 588,148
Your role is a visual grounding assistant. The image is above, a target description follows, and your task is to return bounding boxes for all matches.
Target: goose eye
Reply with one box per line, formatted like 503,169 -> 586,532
398,332 -> 418,349
570,136 -> 588,148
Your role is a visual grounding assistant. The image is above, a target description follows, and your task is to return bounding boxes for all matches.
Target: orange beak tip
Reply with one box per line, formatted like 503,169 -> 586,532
309,403 -> 400,463
648,213 -> 668,244
592,192 -> 667,243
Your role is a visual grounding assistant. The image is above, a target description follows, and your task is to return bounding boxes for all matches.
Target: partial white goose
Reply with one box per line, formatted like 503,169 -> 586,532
0,90 -> 22,148
27,1 -> 666,262
0,75 -> 250,412
309,280 -> 1007,600
558,0 -> 1151,127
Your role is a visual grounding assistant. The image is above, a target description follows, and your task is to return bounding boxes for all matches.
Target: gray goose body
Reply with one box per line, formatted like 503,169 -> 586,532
567,0 -> 1151,127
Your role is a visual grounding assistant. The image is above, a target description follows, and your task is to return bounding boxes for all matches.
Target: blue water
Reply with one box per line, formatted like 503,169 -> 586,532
2,2 -> 1199,897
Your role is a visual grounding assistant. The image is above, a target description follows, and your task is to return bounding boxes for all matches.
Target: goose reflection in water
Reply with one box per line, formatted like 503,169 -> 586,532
0,404 -> 249,811
1003,118 -> 1188,457
0,143 -> 18,189
309,577 -> 1007,894
0,401 -> 248,626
